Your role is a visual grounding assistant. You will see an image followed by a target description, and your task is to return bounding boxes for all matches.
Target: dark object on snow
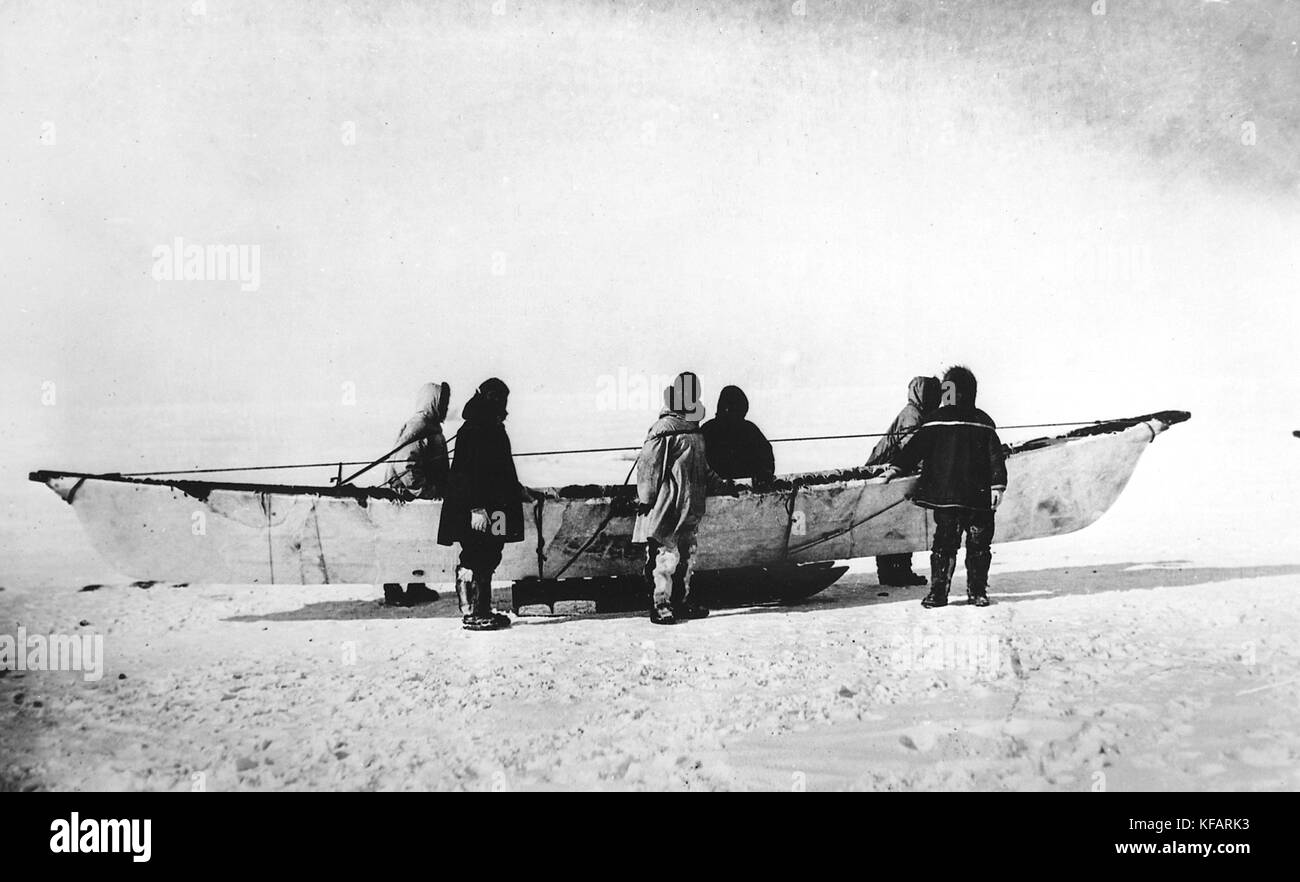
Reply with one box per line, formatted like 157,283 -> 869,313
511,562 -> 848,615
381,583 -> 440,607
672,600 -> 710,620
403,583 -> 440,605
878,557 -> 927,587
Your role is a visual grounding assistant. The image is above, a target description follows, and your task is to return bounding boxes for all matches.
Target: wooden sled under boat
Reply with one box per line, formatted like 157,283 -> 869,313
511,561 -> 851,616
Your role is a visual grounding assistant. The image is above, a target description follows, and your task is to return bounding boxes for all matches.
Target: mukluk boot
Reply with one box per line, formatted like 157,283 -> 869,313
403,582 -> 440,605
382,583 -> 406,607
878,555 -> 927,588
650,602 -> 677,625
648,541 -> 682,625
922,553 -> 956,609
894,566 -> 928,588
464,570 -> 510,631
455,568 -> 476,625
966,548 -> 992,607
671,572 -> 708,620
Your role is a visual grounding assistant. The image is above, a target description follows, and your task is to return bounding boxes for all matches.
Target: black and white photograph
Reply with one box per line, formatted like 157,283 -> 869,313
1,0 -> 1297,830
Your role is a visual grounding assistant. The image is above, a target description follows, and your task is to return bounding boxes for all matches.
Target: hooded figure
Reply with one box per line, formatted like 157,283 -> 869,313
385,381 -> 451,500
436,377 -> 525,630
867,376 -> 940,588
381,381 -> 452,607
885,365 -> 1008,609
866,376 -> 940,468
633,372 -> 717,625
701,385 -> 775,481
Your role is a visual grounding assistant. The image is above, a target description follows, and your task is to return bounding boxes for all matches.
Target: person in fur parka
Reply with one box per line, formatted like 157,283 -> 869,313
633,371 -> 719,625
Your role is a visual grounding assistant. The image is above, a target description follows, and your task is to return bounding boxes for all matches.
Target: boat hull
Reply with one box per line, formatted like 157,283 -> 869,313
30,412 -> 1188,586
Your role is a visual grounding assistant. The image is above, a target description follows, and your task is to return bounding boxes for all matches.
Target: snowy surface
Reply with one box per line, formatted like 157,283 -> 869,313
2,559 -> 1297,792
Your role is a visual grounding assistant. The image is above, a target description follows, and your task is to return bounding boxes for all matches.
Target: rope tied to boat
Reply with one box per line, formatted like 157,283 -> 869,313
786,495 -> 912,556
550,458 -> 640,580
338,431 -> 459,487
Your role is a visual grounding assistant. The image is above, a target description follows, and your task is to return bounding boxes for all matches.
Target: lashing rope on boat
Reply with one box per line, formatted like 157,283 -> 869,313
550,458 -> 640,580
786,496 -> 912,556
338,430 -> 459,486
117,433 -> 459,482
114,419 -> 1117,479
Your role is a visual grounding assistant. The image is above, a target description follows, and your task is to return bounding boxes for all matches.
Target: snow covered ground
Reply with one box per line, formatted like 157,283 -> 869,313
3,556 -> 1297,792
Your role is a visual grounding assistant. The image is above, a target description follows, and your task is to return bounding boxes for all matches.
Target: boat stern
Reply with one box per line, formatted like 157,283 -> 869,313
29,470 -> 88,504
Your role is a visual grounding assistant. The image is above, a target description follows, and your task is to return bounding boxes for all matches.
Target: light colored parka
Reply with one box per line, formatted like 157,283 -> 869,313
632,407 -> 717,545
385,381 -> 450,499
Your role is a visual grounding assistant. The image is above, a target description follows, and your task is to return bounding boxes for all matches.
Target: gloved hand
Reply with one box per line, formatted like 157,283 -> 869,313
880,466 -> 900,483
990,489 -> 1003,510
470,508 -> 490,532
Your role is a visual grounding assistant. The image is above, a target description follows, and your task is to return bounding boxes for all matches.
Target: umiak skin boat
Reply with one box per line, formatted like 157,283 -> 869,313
30,411 -> 1189,602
